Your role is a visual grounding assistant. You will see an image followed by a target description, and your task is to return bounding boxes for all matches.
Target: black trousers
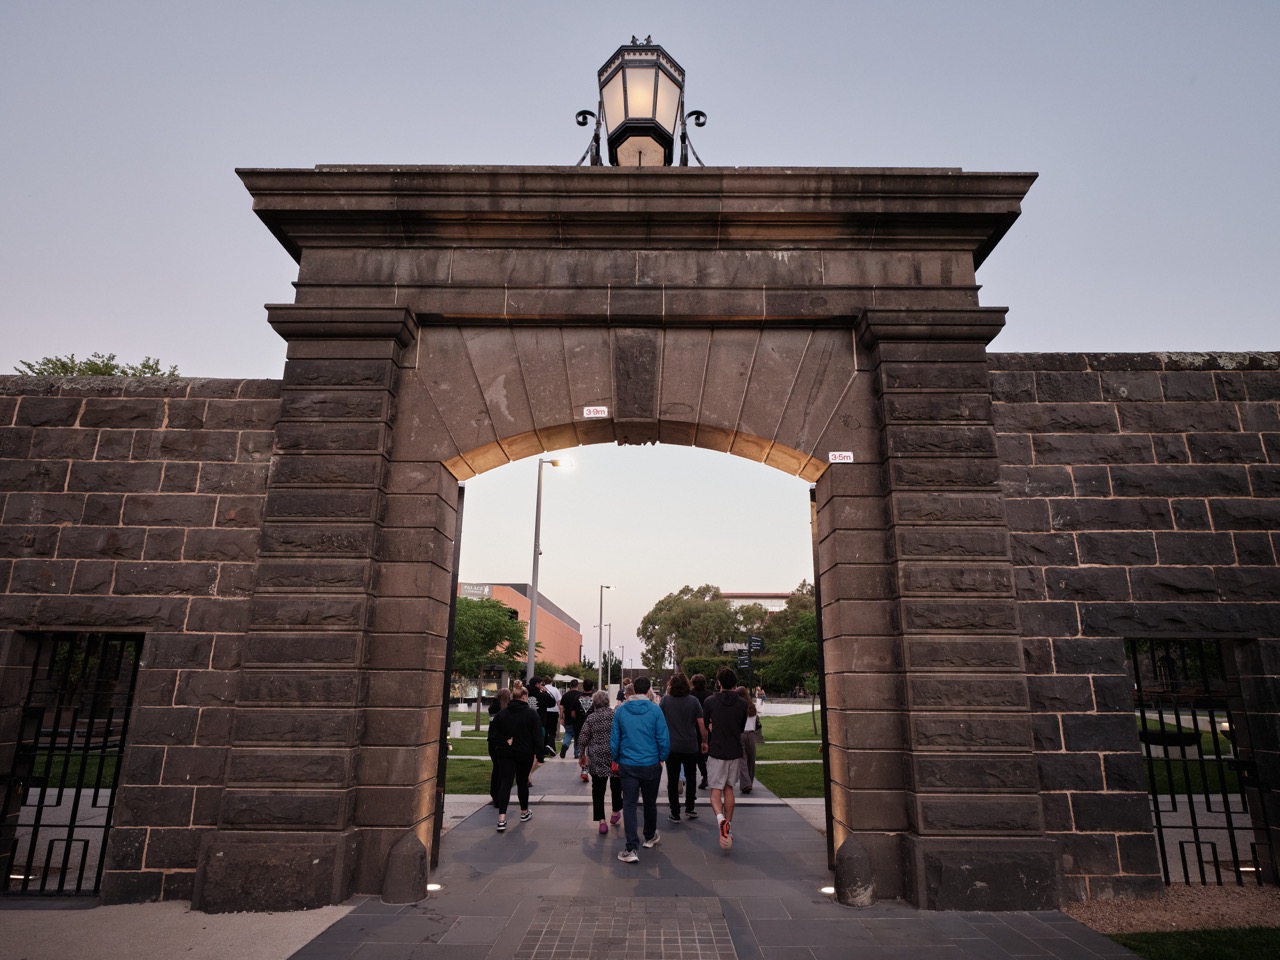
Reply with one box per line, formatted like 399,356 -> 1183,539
494,752 -> 535,816
665,751 -> 699,814
590,772 -> 623,822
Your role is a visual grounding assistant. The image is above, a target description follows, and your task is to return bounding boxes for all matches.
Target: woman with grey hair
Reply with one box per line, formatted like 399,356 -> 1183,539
577,688 -> 624,834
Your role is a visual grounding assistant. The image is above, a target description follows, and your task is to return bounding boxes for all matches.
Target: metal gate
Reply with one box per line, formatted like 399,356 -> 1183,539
1,632 -> 141,896
1128,638 -> 1277,886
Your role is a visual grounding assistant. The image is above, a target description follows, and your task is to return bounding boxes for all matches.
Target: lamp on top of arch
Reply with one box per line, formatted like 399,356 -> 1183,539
576,37 -> 707,167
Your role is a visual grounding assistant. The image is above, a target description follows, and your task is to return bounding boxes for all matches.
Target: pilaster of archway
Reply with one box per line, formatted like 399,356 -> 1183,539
193,306 -> 446,912
848,307 -> 1060,911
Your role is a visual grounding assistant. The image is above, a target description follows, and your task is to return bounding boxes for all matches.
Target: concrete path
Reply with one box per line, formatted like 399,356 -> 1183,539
288,753 -> 1137,960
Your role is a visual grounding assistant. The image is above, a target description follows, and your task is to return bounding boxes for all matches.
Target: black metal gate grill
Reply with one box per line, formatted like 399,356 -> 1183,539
1,632 -> 141,896
1128,638 -> 1277,886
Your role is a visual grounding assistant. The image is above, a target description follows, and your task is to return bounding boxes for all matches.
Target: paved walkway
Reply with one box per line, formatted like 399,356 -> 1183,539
288,754 -> 1137,960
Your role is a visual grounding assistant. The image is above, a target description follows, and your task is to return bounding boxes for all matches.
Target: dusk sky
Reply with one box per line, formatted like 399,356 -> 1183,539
3,2 -> 1276,665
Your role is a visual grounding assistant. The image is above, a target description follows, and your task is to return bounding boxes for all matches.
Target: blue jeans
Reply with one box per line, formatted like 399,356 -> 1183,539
617,762 -> 661,851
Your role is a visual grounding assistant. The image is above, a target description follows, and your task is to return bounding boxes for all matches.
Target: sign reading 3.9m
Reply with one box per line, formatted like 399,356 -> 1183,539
583,405 -> 609,419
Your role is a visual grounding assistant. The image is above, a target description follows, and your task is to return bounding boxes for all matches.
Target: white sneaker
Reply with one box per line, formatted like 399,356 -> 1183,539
617,848 -> 639,863
642,831 -> 661,849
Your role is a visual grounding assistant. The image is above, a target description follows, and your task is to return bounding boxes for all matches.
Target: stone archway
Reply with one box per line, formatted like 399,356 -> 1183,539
193,166 -> 1055,912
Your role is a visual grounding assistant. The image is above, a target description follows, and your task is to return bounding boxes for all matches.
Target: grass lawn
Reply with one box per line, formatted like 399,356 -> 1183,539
441,760 -> 492,795
448,738 -> 490,757
754,759 -> 824,798
756,741 -> 822,761
1137,718 -> 1240,796
759,709 -> 821,741
1112,927 -> 1280,960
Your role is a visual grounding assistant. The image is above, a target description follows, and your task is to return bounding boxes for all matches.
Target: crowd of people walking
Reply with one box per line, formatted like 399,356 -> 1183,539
484,668 -> 758,861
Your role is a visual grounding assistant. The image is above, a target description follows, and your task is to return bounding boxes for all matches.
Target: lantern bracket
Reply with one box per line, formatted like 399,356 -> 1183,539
575,109 -> 603,166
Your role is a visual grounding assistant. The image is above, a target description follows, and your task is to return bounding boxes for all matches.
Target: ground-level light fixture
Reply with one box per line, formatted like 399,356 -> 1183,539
427,883 -> 443,892
577,37 -> 706,167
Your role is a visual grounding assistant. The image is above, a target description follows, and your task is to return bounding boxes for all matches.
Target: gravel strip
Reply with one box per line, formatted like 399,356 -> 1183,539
1064,884 -> 1280,933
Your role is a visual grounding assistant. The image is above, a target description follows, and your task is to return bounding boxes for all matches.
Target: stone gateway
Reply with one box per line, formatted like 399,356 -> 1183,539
1,166 -> 1276,911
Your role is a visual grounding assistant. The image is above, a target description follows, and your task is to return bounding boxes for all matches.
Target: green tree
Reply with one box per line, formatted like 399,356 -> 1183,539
452,597 -> 528,730
15,352 -> 179,377
757,610 -> 818,695
637,584 -> 740,672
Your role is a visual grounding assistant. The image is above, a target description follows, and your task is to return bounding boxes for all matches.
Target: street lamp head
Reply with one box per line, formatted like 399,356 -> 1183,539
576,38 -> 706,167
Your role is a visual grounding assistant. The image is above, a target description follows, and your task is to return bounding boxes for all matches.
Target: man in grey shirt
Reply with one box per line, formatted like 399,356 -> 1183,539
659,672 -> 707,822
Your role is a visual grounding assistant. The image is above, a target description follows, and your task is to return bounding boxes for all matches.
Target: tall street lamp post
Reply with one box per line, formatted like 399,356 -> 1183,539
527,458 -> 563,681
596,585 -> 613,689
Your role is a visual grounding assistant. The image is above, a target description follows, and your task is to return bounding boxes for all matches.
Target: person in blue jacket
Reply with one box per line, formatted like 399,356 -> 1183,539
609,675 -> 670,862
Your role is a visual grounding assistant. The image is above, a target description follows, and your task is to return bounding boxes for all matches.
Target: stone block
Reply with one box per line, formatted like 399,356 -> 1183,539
113,785 -> 196,826
142,528 -> 186,561
121,494 -> 217,527
112,561 -> 218,596
1005,498 -> 1049,531
1037,753 -> 1104,791
1031,714 -> 1063,751
1070,792 -> 1153,833
77,398 -> 164,428
1119,402 -> 1241,433
1129,566 -> 1218,601
10,559 -> 74,594
915,795 -> 1044,834
1117,832 -> 1162,875
995,433 -> 1032,464
904,637 -> 1024,671
162,747 -> 227,786
1154,532 -> 1235,565
260,524 -> 375,556
3,492 -> 86,524
273,454 -> 384,487
1244,370 -> 1280,400
284,358 -> 394,389
902,599 -> 1019,634
1111,464 -> 1251,498
1028,676 -> 1095,713
911,715 -> 1031,751
1076,532 -> 1157,565
232,709 -> 359,746
1103,753 -> 1148,792
1011,533 -> 1078,566
911,755 -> 1038,792
1187,433 -> 1266,463
1016,601 -> 1081,639
0,425 -> 34,458
999,465 -> 1073,498
228,749 -> 352,786
274,422 -> 385,453
1210,498 -> 1280,530
899,563 -> 1012,596
192,829 -> 357,912
0,459 -> 71,492
1234,532 -> 1275,565
1100,371 -> 1162,402
71,560 -> 115,594
219,790 -> 349,829
175,670 -> 238,706
908,676 -> 1028,711
15,396 -> 85,427
1044,566 -> 1131,602
30,427 -> 98,459
100,870 -> 164,904
1061,714 -> 1141,753
885,393 -> 992,423
1032,434 -> 1155,465
1081,600 -> 1278,638
879,363 -> 989,392
888,458 -> 1000,488
1052,637 -> 1127,673
104,827 -> 148,871
894,493 -> 1005,524
1035,372 -> 1101,402
1049,498 -> 1173,531
249,596 -> 365,629
906,836 -> 1060,910
897,528 -> 1008,559
239,669 -> 359,706
264,490 -> 377,521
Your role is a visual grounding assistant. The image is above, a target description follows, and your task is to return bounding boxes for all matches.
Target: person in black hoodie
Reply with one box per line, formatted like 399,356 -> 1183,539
490,680 -> 545,831
689,673 -> 713,789
486,687 -> 513,807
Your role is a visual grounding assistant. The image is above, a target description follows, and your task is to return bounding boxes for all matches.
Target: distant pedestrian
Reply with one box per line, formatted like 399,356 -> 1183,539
735,685 -> 760,795
559,678 -> 585,758
703,668 -> 749,850
490,680 -> 544,832
610,676 -> 670,862
689,673 -> 713,789
578,688 -> 624,834
659,672 -> 705,822
536,676 -> 560,755
486,687 -> 513,807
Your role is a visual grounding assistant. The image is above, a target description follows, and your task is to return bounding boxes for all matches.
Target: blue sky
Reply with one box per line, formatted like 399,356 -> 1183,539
3,2 -> 1276,663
